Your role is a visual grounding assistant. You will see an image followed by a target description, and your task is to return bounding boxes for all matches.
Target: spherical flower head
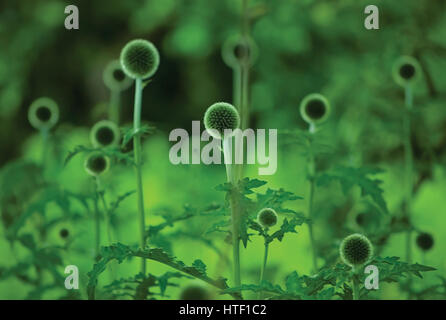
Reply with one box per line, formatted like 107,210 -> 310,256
222,35 -> 258,69
416,232 -> 434,252
180,284 -> 211,300
28,97 -> 59,131
300,93 -> 330,125
392,56 -> 421,87
340,233 -> 373,267
120,39 -> 160,79
257,208 -> 278,229
90,120 -> 120,148
84,152 -> 110,176
204,102 -> 240,139
103,60 -> 133,92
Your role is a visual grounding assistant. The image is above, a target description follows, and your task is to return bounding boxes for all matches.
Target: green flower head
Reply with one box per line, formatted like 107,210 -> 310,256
120,39 -> 160,79
222,35 -> 258,69
28,97 -> 59,131
84,152 -> 110,176
416,232 -> 434,252
392,56 -> 421,87
257,208 -> 278,229
204,102 -> 240,139
340,233 -> 373,267
90,120 -> 120,148
300,93 -> 330,125
103,60 -> 133,92
180,284 -> 211,300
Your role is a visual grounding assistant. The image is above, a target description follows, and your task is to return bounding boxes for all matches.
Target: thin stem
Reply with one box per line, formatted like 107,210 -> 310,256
96,178 -> 113,245
403,85 -> 414,297
307,134 -> 318,272
403,85 -> 414,264
223,137 -> 241,288
133,78 -> 147,275
41,129 -> 49,168
109,90 -> 121,125
352,268 -> 360,300
93,194 -> 101,260
257,238 -> 269,300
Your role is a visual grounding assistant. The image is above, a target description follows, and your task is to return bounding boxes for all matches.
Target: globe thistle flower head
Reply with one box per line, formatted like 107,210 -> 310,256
300,93 -> 330,125
416,232 -> 434,252
90,120 -> 120,148
340,233 -> 373,267
84,152 -> 110,176
103,60 -> 133,92
257,208 -> 278,229
120,39 -> 160,79
180,284 -> 211,300
222,35 -> 258,69
204,102 -> 240,139
392,56 -> 421,87
28,97 -> 59,131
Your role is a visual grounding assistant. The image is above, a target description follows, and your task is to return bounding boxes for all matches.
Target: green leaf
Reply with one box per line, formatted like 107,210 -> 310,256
317,166 -> 389,214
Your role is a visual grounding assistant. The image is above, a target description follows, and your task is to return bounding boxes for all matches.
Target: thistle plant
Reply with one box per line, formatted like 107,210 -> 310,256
299,93 -> 331,272
340,233 -> 373,300
84,152 -> 112,257
257,208 -> 278,299
103,60 -> 133,124
392,56 -> 421,265
90,120 -> 120,148
204,102 -> 242,286
28,97 -> 60,166
120,39 -> 160,274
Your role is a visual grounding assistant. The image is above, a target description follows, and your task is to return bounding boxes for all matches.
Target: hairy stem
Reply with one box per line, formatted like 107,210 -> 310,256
133,78 -> 147,274
352,274 -> 360,300
257,239 -> 269,299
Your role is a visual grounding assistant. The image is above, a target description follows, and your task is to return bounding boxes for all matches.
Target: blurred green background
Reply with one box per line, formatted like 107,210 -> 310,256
0,0 -> 445,299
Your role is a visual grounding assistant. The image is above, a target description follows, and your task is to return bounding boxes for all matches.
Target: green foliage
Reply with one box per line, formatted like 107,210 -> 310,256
318,166 -> 389,214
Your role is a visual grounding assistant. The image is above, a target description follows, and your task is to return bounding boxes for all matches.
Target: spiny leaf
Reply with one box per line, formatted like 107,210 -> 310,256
317,166 -> 389,214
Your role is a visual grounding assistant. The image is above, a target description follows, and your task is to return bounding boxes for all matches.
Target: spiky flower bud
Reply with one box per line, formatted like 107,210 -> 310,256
28,97 -> 59,131
416,232 -> 434,252
84,152 -> 110,176
257,208 -> 278,229
180,284 -> 211,300
103,60 -> 133,92
340,233 -> 373,267
222,35 -> 258,68
90,120 -> 120,148
120,39 -> 160,79
300,93 -> 330,125
204,102 -> 240,139
392,56 -> 421,87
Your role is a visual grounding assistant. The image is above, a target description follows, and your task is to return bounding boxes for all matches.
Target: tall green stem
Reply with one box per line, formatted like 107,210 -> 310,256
307,135 -> 318,272
96,178 -> 113,245
223,137 -> 241,287
110,90 -> 121,124
352,267 -> 360,300
93,194 -> 101,260
41,129 -> 49,168
133,78 -> 147,274
403,85 -> 414,298
257,238 -> 269,300
403,85 -> 413,264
